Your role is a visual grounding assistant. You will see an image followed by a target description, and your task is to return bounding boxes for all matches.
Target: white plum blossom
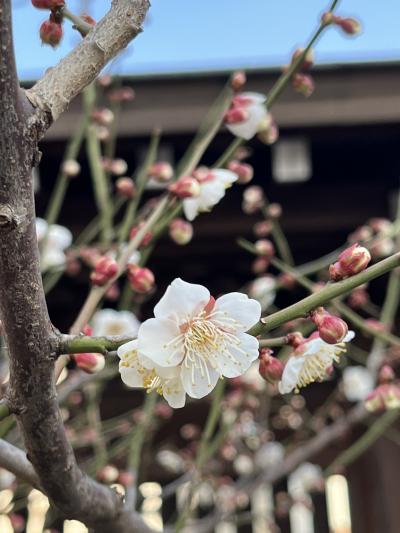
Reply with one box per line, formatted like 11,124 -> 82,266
92,308 -> 140,337
137,278 -> 261,400
35,217 -> 73,271
118,340 -> 186,408
342,366 -> 374,402
225,92 -> 268,140
279,331 -> 355,394
183,169 -> 238,221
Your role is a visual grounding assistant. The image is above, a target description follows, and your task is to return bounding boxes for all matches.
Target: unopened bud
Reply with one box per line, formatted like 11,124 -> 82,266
348,286 -> 369,309
169,218 -> 193,245
266,203 -> 282,219
149,161 -> 174,182
254,239 -> 275,258
110,159 -> 128,176
291,47 -> 314,71
252,257 -> 269,274
379,365 -> 395,384
278,272 -> 297,290
127,265 -> 155,294
90,256 -> 118,286
257,118 -> 279,145
369,238 -> 394,259
107,87 -> 135,103
348,225 -> 372,243
365,383 -> 400,412
334,16 -> 361,35
227,160 -> 254,184
321,11 -> 334,25
97,465 -> 119,484
169,176 -> 201,198
258,349 -> 283,383
231,71 -> 247,91
253,220 -> 273,237
32,0 -> 64,8
74,352 -> 105,374
311,308 -> 348,344
368,217 -> 392,235
329,243 -> 371,281
129,222 -> 153,247
292,73 -> 315,98
40,18 -> 63,47
61,159 -> 81,178
91,108 -> 114,126
287,332 -> 305,349
116,177 -> 136,198
242,185 -> 265,214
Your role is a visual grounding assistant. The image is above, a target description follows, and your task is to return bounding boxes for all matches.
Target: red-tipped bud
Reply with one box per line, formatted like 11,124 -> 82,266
127,265 -> 155,294
227,160 -> 254,184
224,107 -> 249,125
169,176 -> 201,198
32,0 -> 64,8
169,218 -> 193,245
242,186 -> 265,214
61,159 -> 81,178
379,365 -> 395,384
365,383 -> 400,412
334,16 -> 361,35
40,19 -> 63,47
231,71 -> 247,91
116,177 -> 136,198
254,239 -> 275,258
90,256 -> 118,286
321,11 -> 334,25
148,161 -> 174,182
258,349 -> 283,383
91,108 -> 114,126
129,222 -> 153,247
292,73 -> 315,98
97,465 -> 119,484
287,332 -> 305,349
266,203 -> 282,219
329,243 -> 371,281
291,47 -> 314,71
311,308 -> 348,344
74,352 -> 105,374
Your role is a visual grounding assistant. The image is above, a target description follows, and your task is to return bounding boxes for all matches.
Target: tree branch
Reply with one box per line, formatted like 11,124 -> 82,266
25,0 -> 150,123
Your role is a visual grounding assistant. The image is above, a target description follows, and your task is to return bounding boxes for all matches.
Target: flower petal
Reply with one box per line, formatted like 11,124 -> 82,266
117,339 -> 138,359
183,198 -> 201,221
153,278 -> 210,321
213,292 -> 261,333
278,356 -> 305,394
119,366 -> 145,388
138,317 -> 184,367
212,169 -> 238,187
216,332 -> 259,378
180,359 -> 220,399
226,103 -> 268,140
163,377 -> 186,408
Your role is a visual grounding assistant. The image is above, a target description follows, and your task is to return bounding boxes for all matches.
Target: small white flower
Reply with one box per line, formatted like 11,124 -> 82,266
35,217 -> 73,271
92,309 -> 140,337
137,278 -> 261,400
248,275 -> 277,310
225,92 -> 268,140
118,340 -> 186,408
183,169 -> 238,221
342,366 -> 374,402
279,331 -> 355,394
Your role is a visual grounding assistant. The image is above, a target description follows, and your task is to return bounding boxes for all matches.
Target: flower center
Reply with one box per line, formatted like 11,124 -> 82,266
295,344 -> 346,392
120,348 -> 163,394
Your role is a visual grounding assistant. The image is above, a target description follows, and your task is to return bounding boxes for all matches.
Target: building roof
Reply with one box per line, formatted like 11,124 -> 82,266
14,0 -> 400,81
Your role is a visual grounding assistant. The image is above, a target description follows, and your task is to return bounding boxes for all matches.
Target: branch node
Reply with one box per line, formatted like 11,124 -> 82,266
0,205 -> 17,231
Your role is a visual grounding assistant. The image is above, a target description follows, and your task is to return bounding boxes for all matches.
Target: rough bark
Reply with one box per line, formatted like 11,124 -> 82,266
0,1 -> 153,531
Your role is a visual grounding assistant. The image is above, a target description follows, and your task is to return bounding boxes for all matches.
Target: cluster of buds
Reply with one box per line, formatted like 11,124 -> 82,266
130,222 -> 153,248
90,256 -> 118,286
32,1 -> 65,47
242,185 -> 265,214
227,160 -> 254,184
329,243 -> 371,281
321,12 -> 361,35
169,218 -> 193,245
72,325 -> 105,374
231,71 -> 247,92
310,307 -> 348,344
288,47 -> 315,98
258,348 -> 284,383
101,158 -> 128,176
168,176 -> 201,198
148,162 -> 174,183
127,264 -> 155,294
115,177 -> 136,198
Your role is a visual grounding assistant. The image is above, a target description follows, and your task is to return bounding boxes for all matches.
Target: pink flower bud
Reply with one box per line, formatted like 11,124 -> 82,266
348,225 -> 372,243
365,383 -> 400,412
252,257 -> 269,274
91,108 -> 114,126
287,332 -> 305,349
333,16 -> 361,35
291,47 -> 314,71
105,283 -> 120,301
129,222 -> 153,247
266,203 -> 282,219
149,161 -> 174,182
258,349 -> 283,383
74,352 -> 105,374
257,118 -> 279,145
368,217 -> 392,235
227,160 -> 254,184
40,18 -> 63,47
365,318 -> 387,332
278,272 -> 297,290
107,87 -> 135,103
118,471 -> 135,486
311,308 -> 348,344
97,465 -> 119,484
127,265 -> 155,294
231,71 -> 247,91
61,159 -> 81,178
253,220 -> 273,237
116,177 -> 136,198
90,256 -> 118,286
110,158 -> 128,176
292,73 -> 315,98
169,218 -> 193,245
32,0 -> 64,8
254,239 -> 275,258
329,243 -> 371,281
169,176 -> 201,198
369,238 -> 394,259
224,107 -> 249,125
94,125 -> 110,141
379,365 -> 395,384
242,185 -> 265,214
348,286 -> 369,309
321,11 -> 334,25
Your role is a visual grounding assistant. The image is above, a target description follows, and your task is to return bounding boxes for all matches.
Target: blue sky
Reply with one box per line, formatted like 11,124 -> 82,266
13,0 -> 400,81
